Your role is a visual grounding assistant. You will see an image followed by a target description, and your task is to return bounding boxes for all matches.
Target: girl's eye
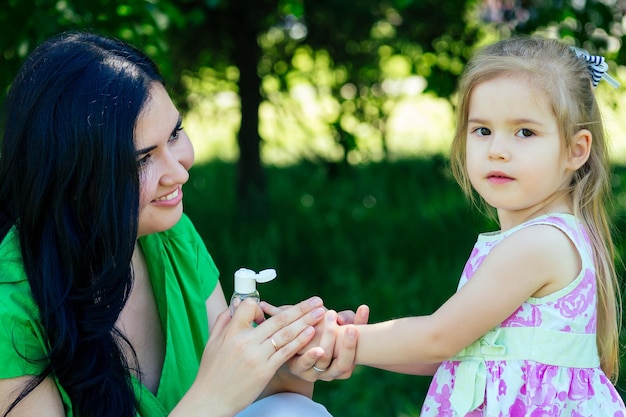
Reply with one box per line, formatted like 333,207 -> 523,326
516,128 -> 534,138
472,127 -> 491,136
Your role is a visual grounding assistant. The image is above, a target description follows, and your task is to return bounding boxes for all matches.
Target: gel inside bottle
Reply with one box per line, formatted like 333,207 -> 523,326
230,267 -> 277,316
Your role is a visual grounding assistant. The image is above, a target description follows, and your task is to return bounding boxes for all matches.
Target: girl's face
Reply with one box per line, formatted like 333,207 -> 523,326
465,75 -> 585,228
135,83 -> 194,237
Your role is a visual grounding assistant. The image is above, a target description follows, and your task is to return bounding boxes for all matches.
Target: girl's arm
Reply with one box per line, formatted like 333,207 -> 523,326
370,363 -> 441,376
354,224 -> 582,369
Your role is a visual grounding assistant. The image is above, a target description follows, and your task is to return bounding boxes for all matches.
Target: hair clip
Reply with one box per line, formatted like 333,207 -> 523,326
570,46 -> 620,89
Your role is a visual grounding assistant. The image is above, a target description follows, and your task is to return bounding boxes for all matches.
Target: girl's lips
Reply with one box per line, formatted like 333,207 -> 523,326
487,171 -> 514,184
152,187 -> 183,206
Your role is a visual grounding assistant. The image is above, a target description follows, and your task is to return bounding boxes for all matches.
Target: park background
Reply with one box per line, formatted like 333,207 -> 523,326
3,0 -> 626,415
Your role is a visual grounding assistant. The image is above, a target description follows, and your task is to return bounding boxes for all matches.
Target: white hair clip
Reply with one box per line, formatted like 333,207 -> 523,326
570,46 -> 620,89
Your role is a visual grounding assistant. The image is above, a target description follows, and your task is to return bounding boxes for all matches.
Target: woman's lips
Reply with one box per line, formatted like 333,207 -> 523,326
152,187 -> 183,205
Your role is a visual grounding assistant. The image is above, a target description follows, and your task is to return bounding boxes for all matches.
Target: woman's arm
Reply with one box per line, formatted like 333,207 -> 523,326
206,281 -> 228,328
0,376 -> 65,417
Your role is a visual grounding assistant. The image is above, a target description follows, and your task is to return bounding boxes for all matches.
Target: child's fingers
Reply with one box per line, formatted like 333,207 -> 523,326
322,325 -> 359,381
336,304 -> 370,325
354,305 -> 370,325
336,310 -> 355,325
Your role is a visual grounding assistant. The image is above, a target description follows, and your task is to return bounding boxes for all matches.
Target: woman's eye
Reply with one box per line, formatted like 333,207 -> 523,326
170,116 -> 184,142
170,127 -> 183,142
516,128 -> 534,138
137,154 -> 151,168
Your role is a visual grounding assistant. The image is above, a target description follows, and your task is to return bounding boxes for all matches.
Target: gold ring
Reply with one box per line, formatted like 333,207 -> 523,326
270,336 -> 279,351
312,365 -> 327,372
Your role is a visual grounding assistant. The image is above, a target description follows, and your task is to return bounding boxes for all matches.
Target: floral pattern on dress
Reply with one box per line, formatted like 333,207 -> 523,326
420,214 -> 626,417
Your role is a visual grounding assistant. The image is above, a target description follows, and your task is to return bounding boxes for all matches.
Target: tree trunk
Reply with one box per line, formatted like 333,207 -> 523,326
229,1 -> 269,222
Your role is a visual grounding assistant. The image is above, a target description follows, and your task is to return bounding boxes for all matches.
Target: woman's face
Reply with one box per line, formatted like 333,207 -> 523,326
134,83 -> 194,237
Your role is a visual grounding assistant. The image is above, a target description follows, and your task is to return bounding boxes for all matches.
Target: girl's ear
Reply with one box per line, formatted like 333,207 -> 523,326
567,129 -> 592,171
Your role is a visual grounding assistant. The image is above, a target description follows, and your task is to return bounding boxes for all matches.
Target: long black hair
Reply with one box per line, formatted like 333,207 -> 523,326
0,31 -> 163,416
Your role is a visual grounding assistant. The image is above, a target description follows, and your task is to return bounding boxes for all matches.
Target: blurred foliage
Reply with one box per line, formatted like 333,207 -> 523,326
3,1 -> 626,207
184,158 -> 626,416
0,0 -> 175,99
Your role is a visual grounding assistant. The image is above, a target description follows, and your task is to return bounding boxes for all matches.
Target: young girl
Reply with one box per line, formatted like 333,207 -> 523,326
0,32 -> 368,417
329,37 -> 626,415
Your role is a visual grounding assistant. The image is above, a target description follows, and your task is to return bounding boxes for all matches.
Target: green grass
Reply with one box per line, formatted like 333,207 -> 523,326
183,158 -> 626,417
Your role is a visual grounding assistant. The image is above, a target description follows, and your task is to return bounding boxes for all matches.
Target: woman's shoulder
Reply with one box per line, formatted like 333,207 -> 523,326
0,228 -> 46,379
0,227 -> 38,315
0,227 -> 28,284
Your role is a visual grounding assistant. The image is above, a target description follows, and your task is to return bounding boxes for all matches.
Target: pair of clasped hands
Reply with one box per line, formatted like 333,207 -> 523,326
191,295 -> 369,416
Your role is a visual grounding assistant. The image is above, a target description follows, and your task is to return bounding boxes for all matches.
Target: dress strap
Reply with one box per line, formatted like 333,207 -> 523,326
449,327 -> 599,415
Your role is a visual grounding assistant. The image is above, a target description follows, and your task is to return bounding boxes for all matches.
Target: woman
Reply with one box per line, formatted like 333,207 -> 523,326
0,31 -> 367,417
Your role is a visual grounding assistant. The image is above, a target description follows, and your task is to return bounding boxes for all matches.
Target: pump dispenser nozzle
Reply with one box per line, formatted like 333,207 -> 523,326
230,268 -> 277,316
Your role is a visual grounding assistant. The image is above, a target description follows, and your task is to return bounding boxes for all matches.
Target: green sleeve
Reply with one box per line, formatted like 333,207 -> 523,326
0,229 -> 49,379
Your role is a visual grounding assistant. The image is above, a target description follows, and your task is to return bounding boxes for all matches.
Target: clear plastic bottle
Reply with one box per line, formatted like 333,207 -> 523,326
229,267 -> 277,316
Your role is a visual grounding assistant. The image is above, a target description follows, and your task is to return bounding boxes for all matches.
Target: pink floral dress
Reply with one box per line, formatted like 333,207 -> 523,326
420,213 -> 626,416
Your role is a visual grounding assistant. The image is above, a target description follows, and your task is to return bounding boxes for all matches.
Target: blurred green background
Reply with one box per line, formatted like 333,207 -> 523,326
3,1 -> 626,415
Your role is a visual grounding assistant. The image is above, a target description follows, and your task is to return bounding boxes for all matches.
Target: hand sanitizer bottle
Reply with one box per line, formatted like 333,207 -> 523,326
230,267 -> 277,316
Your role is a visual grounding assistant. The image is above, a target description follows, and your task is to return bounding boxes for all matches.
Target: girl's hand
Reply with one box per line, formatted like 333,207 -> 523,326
171,297 -> 325,417
262,302 -> 370,382
288,322 -> 360,382
337,305 -> 370,326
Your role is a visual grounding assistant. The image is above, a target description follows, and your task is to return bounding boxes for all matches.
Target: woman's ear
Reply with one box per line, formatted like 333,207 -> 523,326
567,129 -> 592,171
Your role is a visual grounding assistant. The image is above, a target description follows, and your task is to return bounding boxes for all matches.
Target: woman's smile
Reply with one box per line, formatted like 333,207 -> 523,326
153,187 -> 183,204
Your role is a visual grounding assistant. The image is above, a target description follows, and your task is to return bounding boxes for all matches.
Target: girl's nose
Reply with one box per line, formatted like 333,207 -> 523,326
488,135 -> 509,161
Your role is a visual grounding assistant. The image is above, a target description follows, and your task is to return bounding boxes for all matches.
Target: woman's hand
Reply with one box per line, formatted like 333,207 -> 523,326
171,296 -> 325,417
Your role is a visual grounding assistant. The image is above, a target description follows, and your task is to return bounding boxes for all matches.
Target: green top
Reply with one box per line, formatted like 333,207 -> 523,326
0,214 -> 219,416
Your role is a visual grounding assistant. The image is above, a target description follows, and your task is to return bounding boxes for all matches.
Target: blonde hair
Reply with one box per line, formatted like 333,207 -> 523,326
450,37 -> 621,381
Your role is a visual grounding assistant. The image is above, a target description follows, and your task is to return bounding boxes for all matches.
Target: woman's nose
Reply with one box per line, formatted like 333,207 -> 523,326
161,134 -> 194,185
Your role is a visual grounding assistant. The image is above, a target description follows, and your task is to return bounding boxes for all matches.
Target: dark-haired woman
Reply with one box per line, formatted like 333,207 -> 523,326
0,32 -> 367,417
